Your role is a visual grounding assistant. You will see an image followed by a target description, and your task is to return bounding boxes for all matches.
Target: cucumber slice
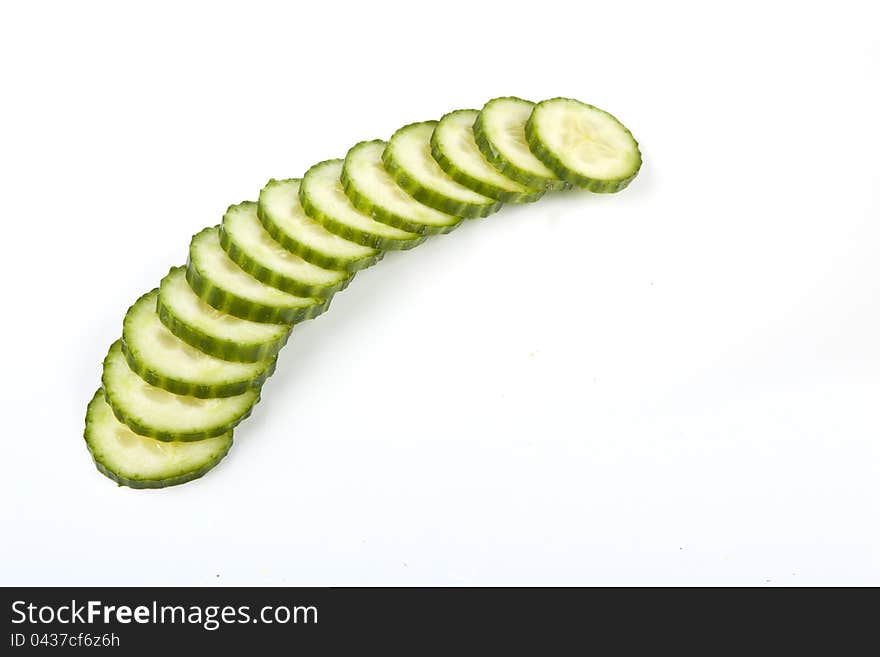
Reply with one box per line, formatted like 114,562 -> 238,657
383,122 -> 502,218
473,97 -> 568,191
431,109 -> 544,204
300,159 -> 426,250
187,226 -> 331,324
85,390 -> 233,488
341,141 -> 463,235
123,289 -> 275,398
525,97 -> 641,192
258,179 -> 382,273
158,267 -> 290,364
102,341 -> 258,441
220,201 -> 352,298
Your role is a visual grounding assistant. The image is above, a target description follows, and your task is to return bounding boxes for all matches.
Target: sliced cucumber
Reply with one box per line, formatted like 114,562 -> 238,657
341,141 -> 463,235
431,109 -> 544,204
123,289 -> 275,398
300,159 -> 426,250
187,226 -> 330,324
258,179 -> 382,273
85,390 -> 233,488
220,201 -> 352,298
473,96 -> 568,191
383,122 -> 502,218
525,97 -> 641,192
85,95 -> 642,488
102,340 -> 258,442
158,267 -> 290,364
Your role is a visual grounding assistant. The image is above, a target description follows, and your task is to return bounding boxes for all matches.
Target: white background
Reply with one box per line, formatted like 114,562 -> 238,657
0,1 -> 877,586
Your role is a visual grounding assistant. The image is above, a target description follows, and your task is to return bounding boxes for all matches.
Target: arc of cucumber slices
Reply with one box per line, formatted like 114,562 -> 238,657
85,95 -> 641,488
300,159 -> 426,250
383,122 -> 503,219
85,391 -> 233,489
258,179 -> 383,273
341,140 -> 463,235
187,225 -> 331,325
